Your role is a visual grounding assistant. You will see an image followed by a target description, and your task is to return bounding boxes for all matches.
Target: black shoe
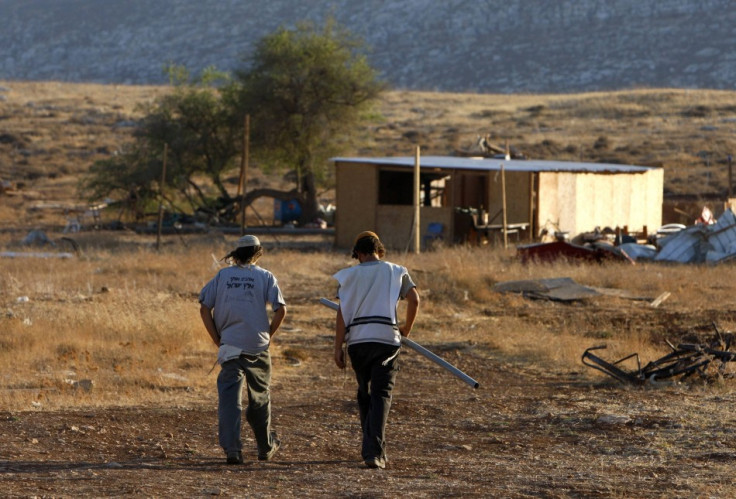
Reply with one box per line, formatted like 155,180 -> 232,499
364,456 -> 385,469
258,433 -> 281,461
226,451 -> 243,465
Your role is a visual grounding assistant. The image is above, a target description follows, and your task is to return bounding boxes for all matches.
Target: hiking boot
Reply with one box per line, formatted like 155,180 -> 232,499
364,456 -> 386,469
226,451 -> 243,465
258,433 -> 281,461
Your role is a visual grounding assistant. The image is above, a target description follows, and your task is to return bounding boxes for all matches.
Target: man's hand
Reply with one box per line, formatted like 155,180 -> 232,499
334,346 -> 346,369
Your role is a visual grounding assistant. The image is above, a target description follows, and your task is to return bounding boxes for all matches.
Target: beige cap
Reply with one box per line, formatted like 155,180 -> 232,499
235,235 -> 261,248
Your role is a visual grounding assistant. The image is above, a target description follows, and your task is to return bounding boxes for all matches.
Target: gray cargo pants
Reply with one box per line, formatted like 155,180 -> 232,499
217,350 -> 277,456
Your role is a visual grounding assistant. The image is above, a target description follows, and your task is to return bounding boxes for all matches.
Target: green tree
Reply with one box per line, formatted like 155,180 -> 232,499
81,21 -> 383,226
81,143 -> 163,221
81,66 -> 243,222
231,18 -> 384,223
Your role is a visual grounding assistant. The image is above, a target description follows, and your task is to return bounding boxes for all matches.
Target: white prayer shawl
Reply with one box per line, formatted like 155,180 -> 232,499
333,261 -> 407,347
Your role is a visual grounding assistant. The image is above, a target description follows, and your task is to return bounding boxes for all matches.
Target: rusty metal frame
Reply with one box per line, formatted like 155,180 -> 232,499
582,323 -> 734,385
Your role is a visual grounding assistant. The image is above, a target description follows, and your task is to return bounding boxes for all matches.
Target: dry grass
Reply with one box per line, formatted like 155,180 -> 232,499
3,232 -> 735,412
0,241 -> 211,409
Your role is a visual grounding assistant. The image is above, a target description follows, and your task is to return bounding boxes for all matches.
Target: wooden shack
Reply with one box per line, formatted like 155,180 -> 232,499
332,156 -> 663,249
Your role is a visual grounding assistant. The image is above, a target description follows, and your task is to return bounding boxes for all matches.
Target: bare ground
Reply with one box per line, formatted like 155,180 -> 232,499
3,299 -> 736,498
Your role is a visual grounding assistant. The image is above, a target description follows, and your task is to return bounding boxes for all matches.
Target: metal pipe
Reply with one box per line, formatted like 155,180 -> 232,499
319,298 -> 479,389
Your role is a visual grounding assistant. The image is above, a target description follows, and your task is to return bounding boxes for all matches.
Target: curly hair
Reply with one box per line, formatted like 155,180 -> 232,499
352,234 -> 386,259
224,245 -> 263,265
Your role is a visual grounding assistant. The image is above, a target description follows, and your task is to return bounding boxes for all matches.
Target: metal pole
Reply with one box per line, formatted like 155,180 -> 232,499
320,298 -> 479,389
156,143 -> 168,251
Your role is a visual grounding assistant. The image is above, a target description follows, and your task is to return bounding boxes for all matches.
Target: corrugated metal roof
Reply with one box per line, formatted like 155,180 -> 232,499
331,155 -> 658,174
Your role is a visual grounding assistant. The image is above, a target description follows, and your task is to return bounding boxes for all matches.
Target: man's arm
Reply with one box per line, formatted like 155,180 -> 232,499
199,303 -> 220,347
269,305 -> 287,338
334,307 -> 347,369
399,287 -> 420,337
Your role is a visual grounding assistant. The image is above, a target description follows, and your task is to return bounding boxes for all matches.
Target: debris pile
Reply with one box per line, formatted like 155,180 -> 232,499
518,207 -> 736,265
517,239 -> 632,264
651,207 -> 736,263
493,277 -> 600,301
582,324 -> 736,386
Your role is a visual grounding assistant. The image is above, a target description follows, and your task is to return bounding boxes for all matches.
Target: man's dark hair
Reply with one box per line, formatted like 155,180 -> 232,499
224,245 -> 263,265
352,235 -> 385,259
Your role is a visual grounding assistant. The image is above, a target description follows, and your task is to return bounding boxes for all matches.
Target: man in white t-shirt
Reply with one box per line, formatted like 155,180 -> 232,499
199,235 -> 286,465
333,231 -> 420,469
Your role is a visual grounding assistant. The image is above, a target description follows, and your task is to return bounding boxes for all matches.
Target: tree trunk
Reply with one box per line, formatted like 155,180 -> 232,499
214,179 -> 322,227
299,170 -> 321,225
217,187 -> 303,223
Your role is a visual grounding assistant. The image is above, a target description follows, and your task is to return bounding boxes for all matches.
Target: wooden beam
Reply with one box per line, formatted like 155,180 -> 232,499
528,171 -> 535,242
156,143 -> 168,251
239,114 -> 250,234
501,162 -> 508,249
414,146 -> 421,254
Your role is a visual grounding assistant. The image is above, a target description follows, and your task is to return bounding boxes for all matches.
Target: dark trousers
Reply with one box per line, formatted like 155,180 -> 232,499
347,342 -> 400,461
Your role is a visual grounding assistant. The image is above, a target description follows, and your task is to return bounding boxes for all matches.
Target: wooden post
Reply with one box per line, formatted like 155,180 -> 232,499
414,146 -> 421,254
156,143 -> 168,251
239,115 -> 250,235
528,172 -> 535,242
501,162 -> 508,249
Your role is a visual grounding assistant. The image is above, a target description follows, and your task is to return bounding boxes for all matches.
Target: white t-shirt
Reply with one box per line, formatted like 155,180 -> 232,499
333,260 -> 415,347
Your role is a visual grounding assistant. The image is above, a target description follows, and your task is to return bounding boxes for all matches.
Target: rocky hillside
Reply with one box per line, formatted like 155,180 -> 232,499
2,0 -> 736,93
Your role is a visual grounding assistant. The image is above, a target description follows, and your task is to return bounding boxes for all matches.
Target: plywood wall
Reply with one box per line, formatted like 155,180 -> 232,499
537,169 -> 663,236
487,170 -> 531,225
374,206 -> 454,250
336,161 -> 455,250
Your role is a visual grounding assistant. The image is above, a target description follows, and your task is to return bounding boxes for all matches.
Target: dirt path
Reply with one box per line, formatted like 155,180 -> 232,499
3,331 -> 736,497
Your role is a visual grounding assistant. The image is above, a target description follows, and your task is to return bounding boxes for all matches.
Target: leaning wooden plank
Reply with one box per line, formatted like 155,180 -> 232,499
650,291 -> 671,308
